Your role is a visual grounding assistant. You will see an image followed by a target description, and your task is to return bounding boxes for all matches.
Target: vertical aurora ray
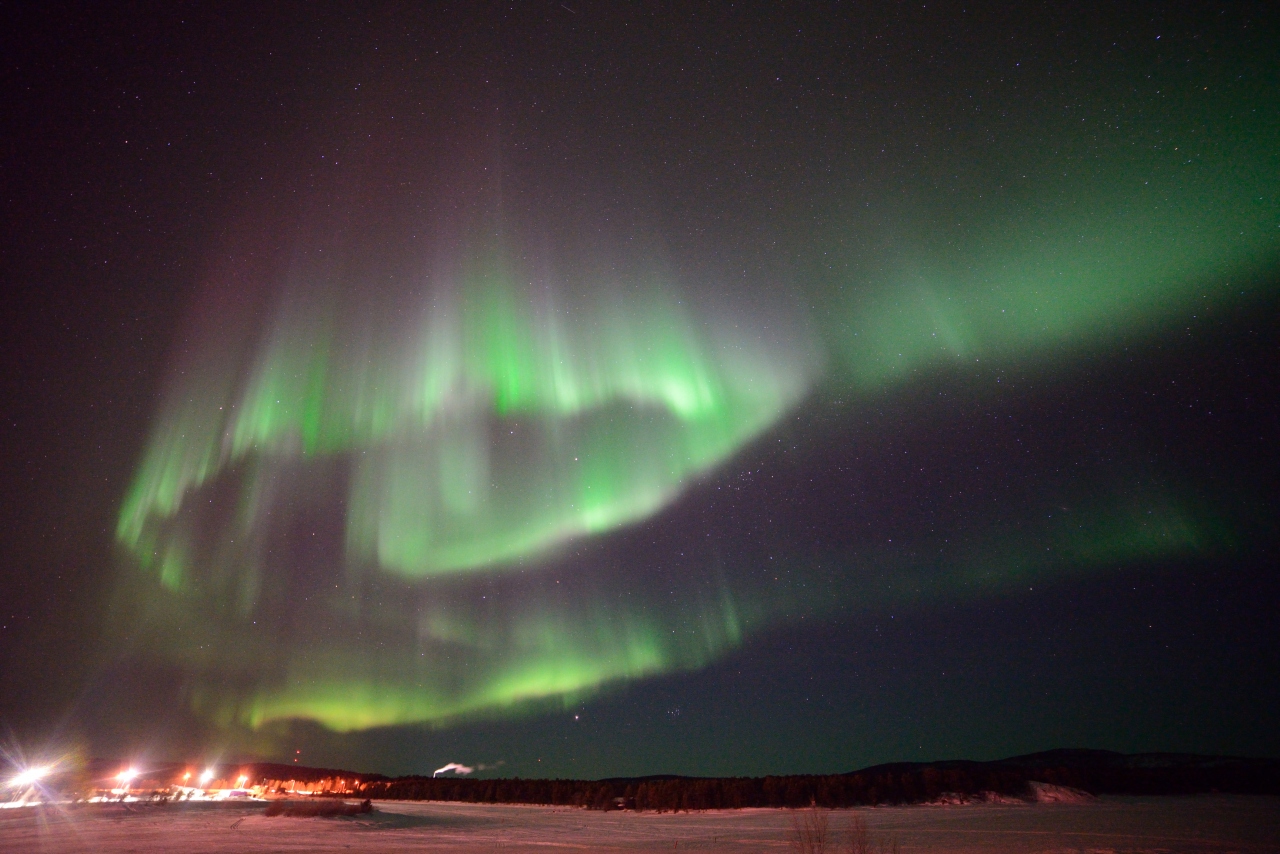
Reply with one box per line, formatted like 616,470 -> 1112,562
119,255 -> 813,580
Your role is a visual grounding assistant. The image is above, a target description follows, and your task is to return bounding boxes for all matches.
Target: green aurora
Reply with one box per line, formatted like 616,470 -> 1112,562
824,80 -> 1280,388
117,260 -> 814,583
117,471 -> 1225,733
114,74 -> 1279,735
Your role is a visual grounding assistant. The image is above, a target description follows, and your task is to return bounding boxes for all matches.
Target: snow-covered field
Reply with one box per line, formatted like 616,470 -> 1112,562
1,795 -> 1276,852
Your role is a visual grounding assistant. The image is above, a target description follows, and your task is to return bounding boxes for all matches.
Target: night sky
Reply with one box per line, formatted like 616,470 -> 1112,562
2,2 -> 1278,780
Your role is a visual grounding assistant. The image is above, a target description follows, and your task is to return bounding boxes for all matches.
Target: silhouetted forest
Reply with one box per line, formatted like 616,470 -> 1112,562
350,750 -> 1280,810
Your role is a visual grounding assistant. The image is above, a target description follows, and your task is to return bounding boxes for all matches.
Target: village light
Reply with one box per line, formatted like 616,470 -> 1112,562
200,769 -> 214,785
8,765 -> 50,788
114,768 -> 139,793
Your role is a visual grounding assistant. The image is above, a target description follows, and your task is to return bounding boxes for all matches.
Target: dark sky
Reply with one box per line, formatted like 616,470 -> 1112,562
2,2 -> 1277,779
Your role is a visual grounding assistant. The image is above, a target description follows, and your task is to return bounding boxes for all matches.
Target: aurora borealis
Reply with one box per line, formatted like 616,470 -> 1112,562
117,256 -> 813,583
115,237 -> 810,729
3,3 -> 1279,778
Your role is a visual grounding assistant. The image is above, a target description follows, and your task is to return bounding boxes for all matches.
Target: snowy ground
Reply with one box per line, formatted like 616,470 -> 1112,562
1,795 -> 1276,852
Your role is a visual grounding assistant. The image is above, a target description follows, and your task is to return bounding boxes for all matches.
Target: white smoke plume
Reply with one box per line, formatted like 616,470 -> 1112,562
432,762 -> 474,777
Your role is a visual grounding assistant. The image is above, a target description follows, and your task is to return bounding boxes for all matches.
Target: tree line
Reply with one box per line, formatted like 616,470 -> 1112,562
352,754 -> 1280,810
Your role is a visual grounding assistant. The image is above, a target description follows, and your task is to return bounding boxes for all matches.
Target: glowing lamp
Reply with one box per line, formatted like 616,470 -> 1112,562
9,765 -> 50,788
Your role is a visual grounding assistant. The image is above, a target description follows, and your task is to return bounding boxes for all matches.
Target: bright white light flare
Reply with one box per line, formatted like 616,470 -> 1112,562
8,765 -> 50,788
